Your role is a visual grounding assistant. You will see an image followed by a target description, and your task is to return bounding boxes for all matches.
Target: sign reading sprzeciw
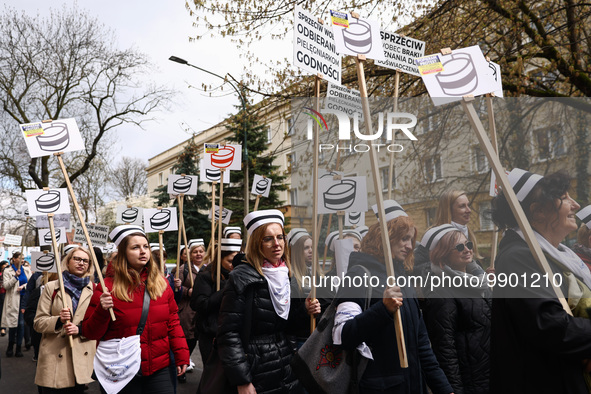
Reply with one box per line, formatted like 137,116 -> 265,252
293,5 -> 341,85
375,31 -> 425,77
73,223 -> 110,247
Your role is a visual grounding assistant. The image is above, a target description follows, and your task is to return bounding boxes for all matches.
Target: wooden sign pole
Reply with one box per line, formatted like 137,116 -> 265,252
461,96 -> 572,314
175,195 -> 183,280
310,74 -> 322,333
486,94 -> 500,269
321,145 -> 345,271
158,230 -> 165,273
54,153 -> 115,321
21,216 -> 29,254
179,194 -> 192,287
210,182 -> 217,264
216,169 -> 226,291
48,214 -> 74,348
387,69 -> 400,200
253,195 -> 261,211
356,55 -> 408,367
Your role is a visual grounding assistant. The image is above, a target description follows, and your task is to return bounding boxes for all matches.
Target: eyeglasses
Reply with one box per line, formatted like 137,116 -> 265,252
452,241 -> 473,252
262,235 -> 286,244
72,256 -> 90,265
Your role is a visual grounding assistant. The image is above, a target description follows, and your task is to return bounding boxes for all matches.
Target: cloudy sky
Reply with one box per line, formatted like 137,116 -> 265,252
6,0 -> 290,164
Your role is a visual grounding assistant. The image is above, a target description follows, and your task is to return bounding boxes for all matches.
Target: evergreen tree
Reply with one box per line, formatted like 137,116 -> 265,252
153,136 -> 211,259
224,95 -> 287,223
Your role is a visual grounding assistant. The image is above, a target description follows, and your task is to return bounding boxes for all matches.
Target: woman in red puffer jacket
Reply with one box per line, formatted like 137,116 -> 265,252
82,225 -> 189,393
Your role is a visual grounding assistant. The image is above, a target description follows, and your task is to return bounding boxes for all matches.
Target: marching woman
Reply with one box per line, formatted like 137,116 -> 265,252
286,228 -> 322,349
191,238 -> 241,372
334,200 -> 453,394
34,247 -> 96,393
173,238 -> 204,383
573,205 -> 591,272
2,251 -> 31,357
82,225 -> 189,394
490,168 -> 591,393
216,209 -> 301,393
223,226 -> 243,240
421,225 -> 491,394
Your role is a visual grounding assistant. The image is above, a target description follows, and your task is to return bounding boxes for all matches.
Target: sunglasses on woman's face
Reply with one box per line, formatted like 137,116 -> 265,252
452,241 -> 473,252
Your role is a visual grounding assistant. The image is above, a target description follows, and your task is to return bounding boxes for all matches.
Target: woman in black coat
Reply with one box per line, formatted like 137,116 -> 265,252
491,168 -> 591,394
334,202 -> 453,394
216,210 -> 301,394
422,225 -> 491,394
191,239 -> 241,364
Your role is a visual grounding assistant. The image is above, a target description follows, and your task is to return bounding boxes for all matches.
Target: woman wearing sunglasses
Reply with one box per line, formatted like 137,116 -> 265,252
421,225 -> 491,394
216,209 -> 300,393
490,169 -> 591,393
34,247 -> 96,393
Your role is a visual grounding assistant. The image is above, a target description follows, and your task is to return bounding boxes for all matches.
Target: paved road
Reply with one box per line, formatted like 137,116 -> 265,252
0,330 -> 203,393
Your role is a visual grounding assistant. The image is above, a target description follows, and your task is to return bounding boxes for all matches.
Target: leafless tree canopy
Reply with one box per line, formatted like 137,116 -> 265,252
0,5 -> 173,192
110,156 -> 148,200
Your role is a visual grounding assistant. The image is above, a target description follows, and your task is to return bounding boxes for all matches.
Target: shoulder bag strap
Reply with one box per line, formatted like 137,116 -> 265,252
136,283 -> 150,336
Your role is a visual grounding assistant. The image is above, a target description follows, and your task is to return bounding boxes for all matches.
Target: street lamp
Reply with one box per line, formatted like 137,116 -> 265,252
169,55 -> 250,218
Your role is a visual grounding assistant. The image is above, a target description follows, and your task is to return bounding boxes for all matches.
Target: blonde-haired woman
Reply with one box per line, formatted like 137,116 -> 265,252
216,210 -> 300,393
34,247 -> 96,393
82,225 -> 189,394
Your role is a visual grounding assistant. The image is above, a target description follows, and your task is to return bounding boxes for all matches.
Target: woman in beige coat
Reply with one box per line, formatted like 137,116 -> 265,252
2,251 -> 31,357
34,247 -> 96,393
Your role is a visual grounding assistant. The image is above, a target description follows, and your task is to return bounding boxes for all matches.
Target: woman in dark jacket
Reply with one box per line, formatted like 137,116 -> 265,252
422,225 -> 491,394
334,201 -> 453,394
191,238 -> 241,364
491,168 -> 591,394
216,209 -> 301,394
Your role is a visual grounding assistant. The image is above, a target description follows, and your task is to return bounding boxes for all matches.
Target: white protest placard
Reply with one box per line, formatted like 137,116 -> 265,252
325,83 -> 363,118
38,227 -> 68,246
22,205 -> 30,217
319,169 -> 345,179
334,238 -> 355,277
19,118 -> 85,158
143,208 -> 179,233
36,214 -> 71,230
376,31 -> 425,76
208,205 -> 233,225
203,144 -> 242,172
199,159 -> 230,184
330,11 -> 385,61
345,211 -> 365,227
30,251 -> 58,273
73,224 -> 110,246
318,176 -> 368,214
417,45 -> 498,106
167,175 -> 199,196
116,205 -> 144,225
3,234 -> 22,246
293,5 -> 341,85
486,60 -> 503,98
252,174 -> 272,197
25,189 -> 70,216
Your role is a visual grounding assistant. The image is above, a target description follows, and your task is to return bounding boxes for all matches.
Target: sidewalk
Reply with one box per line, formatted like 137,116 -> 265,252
0,329 -> 202,393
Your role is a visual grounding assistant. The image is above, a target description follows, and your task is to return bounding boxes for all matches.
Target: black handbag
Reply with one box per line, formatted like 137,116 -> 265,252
291,265 -> 372,394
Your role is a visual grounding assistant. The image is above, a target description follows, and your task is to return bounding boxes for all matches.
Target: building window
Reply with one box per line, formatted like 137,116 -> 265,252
426,207 -> 437,227
473,145 -> 489,174
286,153 -> 296,173
266,126 -> 272,144
424,155 -> 442,183
286,117 -> 295,136
158,172 -> 163,186
479,201 -> 494,230
536,127 -> 565,161
380,166 -> 396,192
290,188 -> 298,205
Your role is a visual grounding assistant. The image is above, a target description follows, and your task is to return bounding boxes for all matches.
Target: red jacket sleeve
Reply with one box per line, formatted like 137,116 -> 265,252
81,282 -> 112,341
164,286 -> 190,366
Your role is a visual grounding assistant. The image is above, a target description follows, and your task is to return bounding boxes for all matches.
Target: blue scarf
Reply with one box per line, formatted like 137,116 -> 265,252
11,264 -> 27,295
62,271 -> 90,314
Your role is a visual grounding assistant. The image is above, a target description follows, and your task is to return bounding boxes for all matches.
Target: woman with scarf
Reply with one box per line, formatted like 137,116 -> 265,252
82,225 -> 189,394
216,209 -> 300,393
421,225 -> 491,394
34,247 -> 96,393
333,200 -> 452,394
490,168 -> 591,394
2,251 -> 31,357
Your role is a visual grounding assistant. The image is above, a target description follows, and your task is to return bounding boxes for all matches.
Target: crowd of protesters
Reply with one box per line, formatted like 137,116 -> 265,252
3,167 -> 591,393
